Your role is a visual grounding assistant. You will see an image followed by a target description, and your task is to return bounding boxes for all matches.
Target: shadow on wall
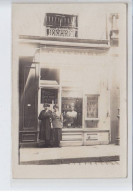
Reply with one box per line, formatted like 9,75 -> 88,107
110,86 -> 120,144
111,120 -> 118,144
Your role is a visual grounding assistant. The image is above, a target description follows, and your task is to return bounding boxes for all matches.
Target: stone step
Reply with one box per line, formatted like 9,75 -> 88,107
60,140 -> 83,146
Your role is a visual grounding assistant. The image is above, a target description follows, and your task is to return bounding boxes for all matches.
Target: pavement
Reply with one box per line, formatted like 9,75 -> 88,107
20,144 -> 120,165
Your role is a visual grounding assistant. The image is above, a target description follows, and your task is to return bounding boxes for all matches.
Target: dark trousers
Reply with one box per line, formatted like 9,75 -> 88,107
53,128 -> 62,147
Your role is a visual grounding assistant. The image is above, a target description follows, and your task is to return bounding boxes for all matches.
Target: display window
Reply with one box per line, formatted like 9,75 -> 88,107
84,95 -> 99,129
61,87 -> 83,128
41,89 -> 58,104
62,97 -> 82,128
87,96 -> 98,118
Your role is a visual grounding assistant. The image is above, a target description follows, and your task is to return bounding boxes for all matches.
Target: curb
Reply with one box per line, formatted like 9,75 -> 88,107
20,155 -> 120,165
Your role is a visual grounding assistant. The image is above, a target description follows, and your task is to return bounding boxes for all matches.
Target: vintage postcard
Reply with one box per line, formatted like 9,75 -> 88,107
12,3 -> 128,178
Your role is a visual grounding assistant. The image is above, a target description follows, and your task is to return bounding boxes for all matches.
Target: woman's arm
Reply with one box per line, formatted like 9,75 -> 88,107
38,110 -> 52,120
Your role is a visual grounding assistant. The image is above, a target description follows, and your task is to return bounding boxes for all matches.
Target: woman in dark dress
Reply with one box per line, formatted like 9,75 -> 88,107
51,105 -> 63,147
38,103 -> 52,147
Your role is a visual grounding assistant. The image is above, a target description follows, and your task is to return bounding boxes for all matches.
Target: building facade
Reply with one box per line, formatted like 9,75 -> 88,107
15,4 -> 122,147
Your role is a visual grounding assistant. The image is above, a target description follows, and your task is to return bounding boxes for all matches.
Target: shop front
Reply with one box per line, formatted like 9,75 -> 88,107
19,37 -> 111,147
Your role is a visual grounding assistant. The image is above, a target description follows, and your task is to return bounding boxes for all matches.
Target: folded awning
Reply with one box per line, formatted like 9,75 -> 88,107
19,35 -> 110,50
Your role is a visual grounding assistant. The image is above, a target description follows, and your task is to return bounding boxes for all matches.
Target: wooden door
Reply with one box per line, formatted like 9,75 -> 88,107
19,63 -> 38,144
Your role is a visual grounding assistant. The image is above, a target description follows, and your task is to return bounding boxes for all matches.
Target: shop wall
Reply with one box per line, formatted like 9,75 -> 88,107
110,57 -> 120,143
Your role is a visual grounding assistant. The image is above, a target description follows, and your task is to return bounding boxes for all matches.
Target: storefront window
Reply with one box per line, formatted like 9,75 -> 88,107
41,89 -> 58,104
85,95 -> 99,128
87,96 -> 98,118
62,88 -> 83,128
40,68 -> 60,85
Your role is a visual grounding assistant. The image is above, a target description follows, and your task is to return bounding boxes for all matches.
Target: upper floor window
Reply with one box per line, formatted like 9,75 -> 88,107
44,13 -> 78,38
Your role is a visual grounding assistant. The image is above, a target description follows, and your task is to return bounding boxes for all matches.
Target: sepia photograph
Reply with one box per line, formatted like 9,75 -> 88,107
12,3 -> 128,178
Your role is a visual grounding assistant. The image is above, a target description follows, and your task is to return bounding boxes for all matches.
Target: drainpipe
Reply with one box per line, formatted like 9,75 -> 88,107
115,108 -> 120,145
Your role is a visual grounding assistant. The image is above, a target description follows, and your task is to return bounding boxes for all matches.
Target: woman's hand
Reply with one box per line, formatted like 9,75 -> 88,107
51,123 -> 53,129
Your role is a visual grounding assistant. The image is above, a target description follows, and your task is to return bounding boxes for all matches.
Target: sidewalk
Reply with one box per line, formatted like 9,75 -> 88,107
20,144 -> 120,165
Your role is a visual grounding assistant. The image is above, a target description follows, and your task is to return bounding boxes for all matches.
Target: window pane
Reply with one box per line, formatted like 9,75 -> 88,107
62,97 -> 82,128
87,96 -> 98,118
41,89 -> 58,104
40,68 -> 59,84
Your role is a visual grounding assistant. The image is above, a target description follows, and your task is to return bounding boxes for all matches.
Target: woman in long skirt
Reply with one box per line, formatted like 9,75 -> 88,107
38,103 -> 52,147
